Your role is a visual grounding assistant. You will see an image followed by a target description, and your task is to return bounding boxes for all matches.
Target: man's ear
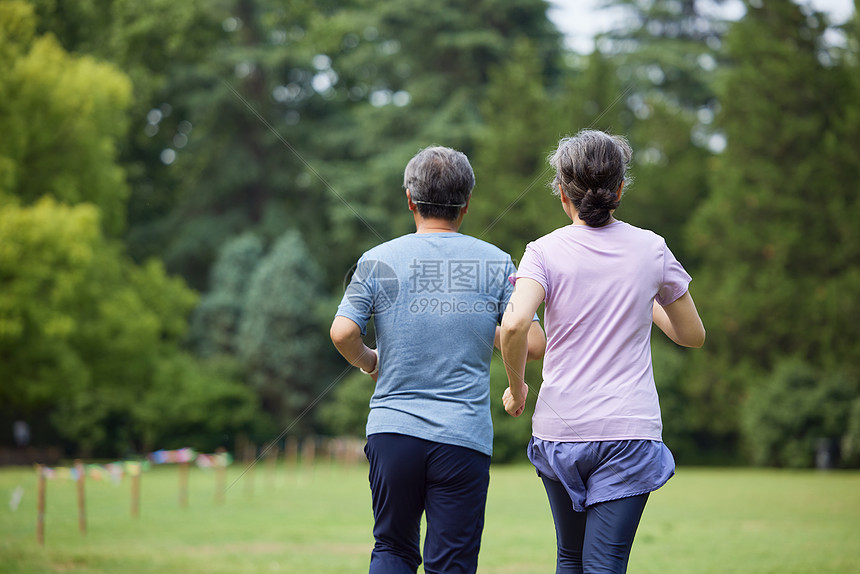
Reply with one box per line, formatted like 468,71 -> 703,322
406,188 -> 416,211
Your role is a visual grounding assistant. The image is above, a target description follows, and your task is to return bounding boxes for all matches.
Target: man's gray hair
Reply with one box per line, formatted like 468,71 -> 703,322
403,146 -> 475,221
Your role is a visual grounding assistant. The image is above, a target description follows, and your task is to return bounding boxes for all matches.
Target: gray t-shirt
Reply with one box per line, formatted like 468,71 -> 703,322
336,232 -> 516,456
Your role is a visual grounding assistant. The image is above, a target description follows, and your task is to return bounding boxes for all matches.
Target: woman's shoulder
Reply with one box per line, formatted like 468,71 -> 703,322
613,220 -> 666,245
531,225 -> 575,245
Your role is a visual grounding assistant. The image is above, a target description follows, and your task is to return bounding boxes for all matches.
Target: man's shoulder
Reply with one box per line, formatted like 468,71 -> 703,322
358,235 -> 411,259
365,234 -> 513,262
456,235 -> 513,261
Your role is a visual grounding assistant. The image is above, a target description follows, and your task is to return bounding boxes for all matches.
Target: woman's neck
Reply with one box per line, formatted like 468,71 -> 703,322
570,210 -> 617,227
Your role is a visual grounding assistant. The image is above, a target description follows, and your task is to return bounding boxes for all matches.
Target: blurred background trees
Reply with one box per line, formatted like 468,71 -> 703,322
1,0 -> 858,466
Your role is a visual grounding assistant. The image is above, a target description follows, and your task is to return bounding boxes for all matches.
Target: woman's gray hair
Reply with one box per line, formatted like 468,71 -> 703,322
548,130 -> 633,227
403,146 -> 475,221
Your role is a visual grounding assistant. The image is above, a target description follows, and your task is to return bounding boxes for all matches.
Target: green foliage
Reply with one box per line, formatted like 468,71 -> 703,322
0,198 -> 234,455
0,1 -> 132,235
0,11 -> 260,455
468,38 -> 569,259
30,0 -> 224,251
619,99 -> 711,265
842,399 -> 860,467
0,198 -> 101,411
188,232 -> 265,358
594,0 -> 722,263
238,230 -> 336,429
684,1 -> 860,462
602,0 -> 727,109
316,370 -> 374,437
741,359 -> 859,468
132,352 -> 260,452
5,0 -> 859,465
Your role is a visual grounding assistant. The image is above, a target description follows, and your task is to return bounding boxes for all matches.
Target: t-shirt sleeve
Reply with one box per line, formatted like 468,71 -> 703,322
496,257 -> 517,324
511,242 -> 550,299
656,242 -> 692,306
335,254 -> 374,335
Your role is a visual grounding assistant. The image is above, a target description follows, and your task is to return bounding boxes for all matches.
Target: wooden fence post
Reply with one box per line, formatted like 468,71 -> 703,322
244,442 -> 255,498
214,448 -> 227,505
36,465 -> 45,545
131,468 -> 141,518
75,460 -> 86,535
179,460 -> 189,508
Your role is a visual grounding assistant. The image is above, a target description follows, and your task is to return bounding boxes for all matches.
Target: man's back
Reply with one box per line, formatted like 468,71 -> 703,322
337,232 -> 515,456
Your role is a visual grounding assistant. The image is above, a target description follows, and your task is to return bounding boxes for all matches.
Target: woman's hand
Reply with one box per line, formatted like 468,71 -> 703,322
502,382 -> 528,417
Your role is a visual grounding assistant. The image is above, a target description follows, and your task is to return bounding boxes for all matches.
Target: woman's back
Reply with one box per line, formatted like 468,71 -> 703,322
517,220 -> 691,442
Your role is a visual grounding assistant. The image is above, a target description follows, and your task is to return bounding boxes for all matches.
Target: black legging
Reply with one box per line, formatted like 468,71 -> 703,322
541,476 -> 649,574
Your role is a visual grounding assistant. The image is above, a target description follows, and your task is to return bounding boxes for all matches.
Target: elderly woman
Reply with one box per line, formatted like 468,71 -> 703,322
332,146 -> 545,574
500,130 -> 705,574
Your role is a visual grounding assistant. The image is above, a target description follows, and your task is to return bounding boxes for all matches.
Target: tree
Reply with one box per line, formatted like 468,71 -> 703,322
238,230 -> 336,430
28,0 -> 226,256
316,371 -> 374,437
188,232 -> 265,358
467,38 -> 569,260
685,1 -> 860,461
0,3 -> 261,455
594,0 -> 726,263
0,1 -> 132,235
0,199 -> 200,454
132,353 -> 260,453
741,359 -> 858,468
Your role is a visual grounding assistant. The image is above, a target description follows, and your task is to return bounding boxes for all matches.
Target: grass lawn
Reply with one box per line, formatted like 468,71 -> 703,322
1,461 -> 858,573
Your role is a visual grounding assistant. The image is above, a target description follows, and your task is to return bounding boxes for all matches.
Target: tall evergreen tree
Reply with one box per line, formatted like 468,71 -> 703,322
685,1 -> 860,460
237,230 -> 335,431
0,2 -> 261,454
467,38 -> 568,259
596,0 -> 727,263
188,232 -> 265,358
317,0 -> 566,286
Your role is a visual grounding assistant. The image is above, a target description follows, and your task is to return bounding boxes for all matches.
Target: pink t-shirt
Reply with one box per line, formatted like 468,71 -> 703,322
515,221 -> 691,442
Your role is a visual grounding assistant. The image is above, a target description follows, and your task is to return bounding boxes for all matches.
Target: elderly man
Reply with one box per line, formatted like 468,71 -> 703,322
331,146 -> 545,574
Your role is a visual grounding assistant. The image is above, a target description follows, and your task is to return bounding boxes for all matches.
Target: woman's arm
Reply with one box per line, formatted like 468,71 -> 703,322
500,278 -> 546,416
496,321 -> 546,361
652,290 -> 706,348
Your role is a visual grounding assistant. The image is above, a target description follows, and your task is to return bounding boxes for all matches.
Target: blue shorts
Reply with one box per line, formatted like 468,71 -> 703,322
528,437 -> 675,512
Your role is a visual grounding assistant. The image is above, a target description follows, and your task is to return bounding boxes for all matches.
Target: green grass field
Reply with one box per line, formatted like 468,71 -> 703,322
1,461 -> 858,573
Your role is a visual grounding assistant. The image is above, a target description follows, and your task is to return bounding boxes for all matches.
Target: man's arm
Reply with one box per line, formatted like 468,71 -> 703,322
330,316 -> 379,380
500,278 -> 546,417
527,319 -> 547,361
652,290 -> 706,348
495,321 -> 546,361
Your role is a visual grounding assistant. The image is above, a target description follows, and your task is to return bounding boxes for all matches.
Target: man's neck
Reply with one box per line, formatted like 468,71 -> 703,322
414,216 -> 461,234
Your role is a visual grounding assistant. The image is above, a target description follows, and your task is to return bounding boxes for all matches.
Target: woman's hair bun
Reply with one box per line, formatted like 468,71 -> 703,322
579,188 -> 617,227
